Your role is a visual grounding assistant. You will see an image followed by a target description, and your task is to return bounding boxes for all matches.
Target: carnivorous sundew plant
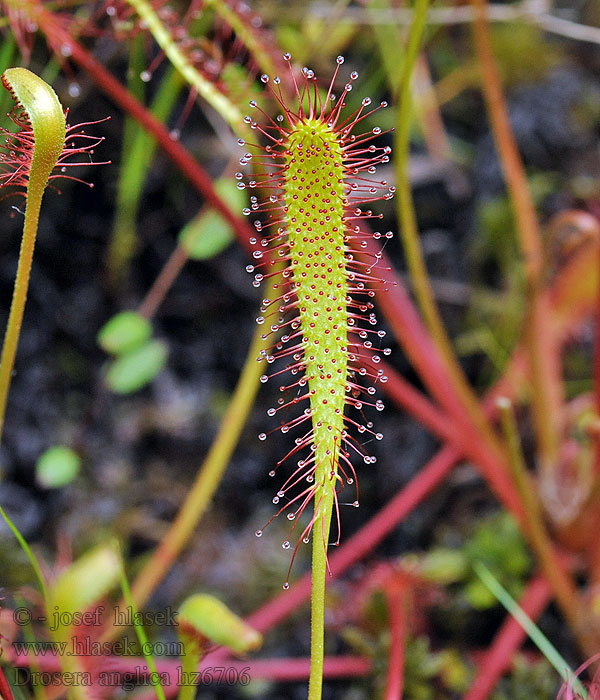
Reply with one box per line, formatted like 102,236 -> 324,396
0,67 -> 106,443
240,55 -> 393,700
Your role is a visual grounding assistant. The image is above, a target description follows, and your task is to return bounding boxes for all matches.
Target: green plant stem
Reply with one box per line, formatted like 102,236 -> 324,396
308,494 -> 333,700
126,277 -> 280,612
177,647 -> 202,700
474,562 -> 587,698
0,187 -> 44,442
495,397 -> 590,654
118,555 -> 167,700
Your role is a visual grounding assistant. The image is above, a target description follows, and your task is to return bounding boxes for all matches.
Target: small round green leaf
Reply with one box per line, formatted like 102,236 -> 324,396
179,178 -> 247,260
36,446 -> 81,489
97,311 -> 152,355
106,340 -> 168,394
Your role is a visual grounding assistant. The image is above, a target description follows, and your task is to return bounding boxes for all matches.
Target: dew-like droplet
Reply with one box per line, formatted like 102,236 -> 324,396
337,55 -> 345,64
68,83 -> 81,98
376,432 -> 383,440
140,70 -> 151,82
353,501 -> 360,508
267,408 -> 276,416
283,582 -> 290,590
255,529 -> 262,537
287,513 -> 295,520
261,74 -> 269,83
258,433 -> 267,441
260,375 -> 269,383
282,540 -> 291,549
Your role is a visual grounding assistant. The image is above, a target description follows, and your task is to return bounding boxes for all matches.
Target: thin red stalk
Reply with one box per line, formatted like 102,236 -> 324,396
137,244 -> 188,319
470,0 -> 564,471
10,654 -> 370,683
0,664 -> 15,700
461,575 -> 552,700
384,584 -> 408,700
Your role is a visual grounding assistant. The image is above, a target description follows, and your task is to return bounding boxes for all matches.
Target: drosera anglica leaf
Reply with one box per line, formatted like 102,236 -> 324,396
0,67 -> 108,444
242,56 -> 393,578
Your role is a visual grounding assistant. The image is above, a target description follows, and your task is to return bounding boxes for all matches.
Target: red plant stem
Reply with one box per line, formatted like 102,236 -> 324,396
0,663 -> 15,700
10,654 -> 370,685
470,0 -> 563,471
461,575 -> 552,700
137,244 -> 188,319
384,584 -> 408,700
